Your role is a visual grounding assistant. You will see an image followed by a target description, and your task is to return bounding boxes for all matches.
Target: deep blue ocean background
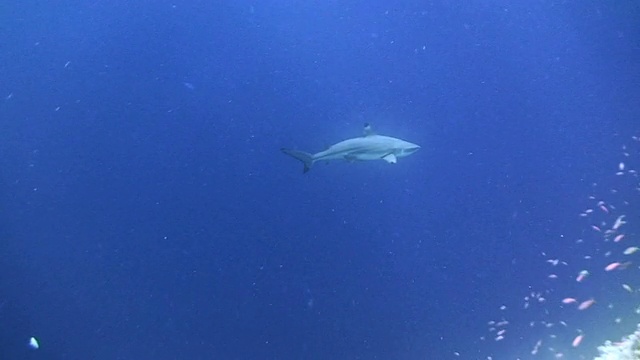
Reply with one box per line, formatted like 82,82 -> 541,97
1,1 -> 638,359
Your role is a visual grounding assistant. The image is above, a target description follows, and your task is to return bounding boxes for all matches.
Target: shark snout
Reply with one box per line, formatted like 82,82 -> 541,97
403,144 -> 420,155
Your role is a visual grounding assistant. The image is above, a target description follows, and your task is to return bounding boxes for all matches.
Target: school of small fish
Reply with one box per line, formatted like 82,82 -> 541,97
479,135 -> 639,359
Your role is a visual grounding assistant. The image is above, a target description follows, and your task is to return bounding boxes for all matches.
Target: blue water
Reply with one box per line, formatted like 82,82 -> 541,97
1,1 -> 638,359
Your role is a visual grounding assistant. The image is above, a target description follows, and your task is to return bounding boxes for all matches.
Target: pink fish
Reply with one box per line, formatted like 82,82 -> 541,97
614,234 -> 625,242
576,270 -> 589,282
562,298 -> 577,304
578,299 -> 596,310
572,334 -> 584,347
605,262 -> 621,271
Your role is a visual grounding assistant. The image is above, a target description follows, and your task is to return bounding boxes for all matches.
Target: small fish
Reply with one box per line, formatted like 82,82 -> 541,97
576,270 -> 589,282
613,215 -> 627,230
572,334 -> 584,347
578,299 -> 596,310
605,262 -> 622,271
28,337 -> 39,350
531,340 -> 542,355
623,247 -> 639,255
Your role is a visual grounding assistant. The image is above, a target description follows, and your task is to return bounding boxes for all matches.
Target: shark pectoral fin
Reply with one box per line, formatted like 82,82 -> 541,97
382,154 -> 397,164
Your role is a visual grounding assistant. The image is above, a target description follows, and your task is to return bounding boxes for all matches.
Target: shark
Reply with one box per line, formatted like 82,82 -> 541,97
281,123 -> 420,173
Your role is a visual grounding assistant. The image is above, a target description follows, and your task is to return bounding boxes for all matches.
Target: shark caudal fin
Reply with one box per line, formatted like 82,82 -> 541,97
281,148 -> 315,173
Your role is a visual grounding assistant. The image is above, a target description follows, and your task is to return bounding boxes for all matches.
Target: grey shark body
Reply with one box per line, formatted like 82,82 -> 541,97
281,124 -> 420,173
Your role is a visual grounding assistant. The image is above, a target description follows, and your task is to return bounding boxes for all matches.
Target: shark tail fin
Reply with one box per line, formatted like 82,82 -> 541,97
281,148 -> 314,173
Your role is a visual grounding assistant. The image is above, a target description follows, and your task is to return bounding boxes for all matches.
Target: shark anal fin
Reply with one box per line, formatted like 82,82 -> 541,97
382,153 -> 397,164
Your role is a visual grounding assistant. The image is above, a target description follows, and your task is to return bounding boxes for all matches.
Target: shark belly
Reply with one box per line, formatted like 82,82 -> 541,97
347,151 -> 391,161
313,148 -> 393,162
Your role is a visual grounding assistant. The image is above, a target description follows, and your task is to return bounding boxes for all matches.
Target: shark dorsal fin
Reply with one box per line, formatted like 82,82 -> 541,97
363,123 -> 375,137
